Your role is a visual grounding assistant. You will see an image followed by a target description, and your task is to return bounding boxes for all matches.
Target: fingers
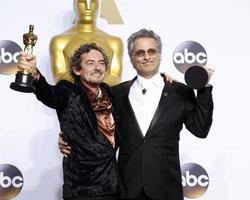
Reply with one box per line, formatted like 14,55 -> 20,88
58,132 -> 71,157
204,66 -> 214,77
19,51 -> 26,57
26,54 -> 35,61
61,152 -> 70,158
17,52 -> 29,69
169,76 -> 173,83
58,143 -> 71,151
207,68 -> 214,74
203,65 -> 214,72
58,134 -> 68,146
58,143 -> 71,158
17,51 -> 37,73
58,139 -> 70,148
59,131 -> 63,137
164,73 -> 172,83
172,78 -> 178,82
165,74 -> 170,82
17,59 -> 29,71
19,51 -> 36,61
208,69 -> 214,77
163,72 -> 177,83
58,142 -> 72,157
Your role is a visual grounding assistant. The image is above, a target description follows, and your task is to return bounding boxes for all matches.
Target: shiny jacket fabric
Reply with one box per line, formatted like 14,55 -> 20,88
34,75 -> 120,199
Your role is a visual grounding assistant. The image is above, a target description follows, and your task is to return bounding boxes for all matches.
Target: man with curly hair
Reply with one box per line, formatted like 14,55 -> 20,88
17,43 -> 120,200
59,29 -> 214,200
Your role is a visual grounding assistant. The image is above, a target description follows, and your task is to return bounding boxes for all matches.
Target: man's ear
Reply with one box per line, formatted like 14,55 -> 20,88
130,57 -> 134,64
72,66 -> 81,76
130,57 -> 136,70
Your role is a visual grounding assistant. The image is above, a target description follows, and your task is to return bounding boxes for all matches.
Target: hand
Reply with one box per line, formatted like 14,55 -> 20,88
58,132 -> 71,157
203,66 -> 214,79
162,72 -> 177,83
17,51 -> 39,79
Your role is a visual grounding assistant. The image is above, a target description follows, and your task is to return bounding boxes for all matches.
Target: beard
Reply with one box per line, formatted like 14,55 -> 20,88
88,73 -> 105,84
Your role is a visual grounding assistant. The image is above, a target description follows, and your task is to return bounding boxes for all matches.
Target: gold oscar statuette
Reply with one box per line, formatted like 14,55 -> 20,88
50,0 -> 123,86
10,25 -> 38,93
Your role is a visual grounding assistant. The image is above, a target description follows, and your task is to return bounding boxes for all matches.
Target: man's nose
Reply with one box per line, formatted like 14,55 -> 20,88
143,52 -> 151,60
94,63 -> 101,70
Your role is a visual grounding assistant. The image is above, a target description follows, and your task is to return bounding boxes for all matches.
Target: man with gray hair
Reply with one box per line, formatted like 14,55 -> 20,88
60,29 -> 214,200
111,28 -> 214,200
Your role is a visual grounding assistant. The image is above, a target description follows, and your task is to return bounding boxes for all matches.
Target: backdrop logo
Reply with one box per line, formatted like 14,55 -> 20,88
173,41 -> 207,73
100,0 -> 124,24
0,40 -> 22,75
0,164 -> 24,200
181,163 -> 209,199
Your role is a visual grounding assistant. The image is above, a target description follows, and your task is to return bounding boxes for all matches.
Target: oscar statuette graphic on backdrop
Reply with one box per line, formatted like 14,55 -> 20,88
50,0 -> 123,86
10,25 -> 38,93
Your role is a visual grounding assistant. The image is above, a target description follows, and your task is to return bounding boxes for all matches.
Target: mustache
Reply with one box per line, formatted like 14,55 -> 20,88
90,70 -> 104,76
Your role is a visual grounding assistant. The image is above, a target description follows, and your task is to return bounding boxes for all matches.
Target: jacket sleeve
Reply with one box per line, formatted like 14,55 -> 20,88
33,74 -> 68,110
183,85 -> 214,138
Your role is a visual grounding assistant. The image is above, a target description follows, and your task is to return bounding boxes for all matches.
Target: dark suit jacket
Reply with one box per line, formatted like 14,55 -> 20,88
111,76 -> 213,200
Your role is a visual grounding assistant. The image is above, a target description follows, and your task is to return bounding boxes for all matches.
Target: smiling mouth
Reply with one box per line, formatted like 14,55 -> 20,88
142,61 -> 153,65
91,73 -> 103,77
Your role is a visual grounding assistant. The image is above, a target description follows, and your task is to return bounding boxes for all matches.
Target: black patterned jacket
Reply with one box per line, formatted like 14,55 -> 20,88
34,75 -> 120,199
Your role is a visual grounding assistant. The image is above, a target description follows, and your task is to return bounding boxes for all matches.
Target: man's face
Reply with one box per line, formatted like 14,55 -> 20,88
131,37 -> 161,78
74,49 -> 106,85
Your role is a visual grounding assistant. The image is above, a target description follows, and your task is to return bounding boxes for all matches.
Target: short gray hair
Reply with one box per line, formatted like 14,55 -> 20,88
127,28 -> 162,59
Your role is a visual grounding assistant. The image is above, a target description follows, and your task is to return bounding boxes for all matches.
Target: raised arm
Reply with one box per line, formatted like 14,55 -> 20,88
17,51 -> 68,110
183,85 -> 214,138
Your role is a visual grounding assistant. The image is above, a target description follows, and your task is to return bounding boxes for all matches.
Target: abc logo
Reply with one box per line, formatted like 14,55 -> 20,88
173,41 -> 207,73
0,40 -> 22,75
181,163 -> 209,199
0,164 -> 24,200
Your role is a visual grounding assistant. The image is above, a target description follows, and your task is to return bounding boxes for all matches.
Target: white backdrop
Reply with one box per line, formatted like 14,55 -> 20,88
1,0 -> 250,199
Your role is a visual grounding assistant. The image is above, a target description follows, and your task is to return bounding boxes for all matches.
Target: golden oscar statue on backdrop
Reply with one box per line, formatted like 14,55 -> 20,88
50,0 -> 123,86
10,25 -> 38,93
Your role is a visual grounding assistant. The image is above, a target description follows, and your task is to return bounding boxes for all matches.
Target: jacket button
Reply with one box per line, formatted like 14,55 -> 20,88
143,138 -> 147,143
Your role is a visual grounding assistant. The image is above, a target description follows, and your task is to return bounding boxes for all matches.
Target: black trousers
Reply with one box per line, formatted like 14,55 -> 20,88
121,189 -> 155,200
66,194 -> 119,200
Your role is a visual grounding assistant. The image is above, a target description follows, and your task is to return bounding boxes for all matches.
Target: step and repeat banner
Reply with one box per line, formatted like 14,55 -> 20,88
1,0 -> 250,199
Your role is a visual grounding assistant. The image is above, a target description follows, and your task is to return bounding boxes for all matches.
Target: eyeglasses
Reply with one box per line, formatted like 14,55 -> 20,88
133,48 -> 159,58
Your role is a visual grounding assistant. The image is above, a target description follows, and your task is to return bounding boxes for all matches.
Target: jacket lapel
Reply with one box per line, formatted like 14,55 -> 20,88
145,79 -> 171,137
123,77 -> 145,138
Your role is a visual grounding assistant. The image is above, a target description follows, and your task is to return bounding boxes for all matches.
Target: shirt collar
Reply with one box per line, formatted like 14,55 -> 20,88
136,73 -> 163,88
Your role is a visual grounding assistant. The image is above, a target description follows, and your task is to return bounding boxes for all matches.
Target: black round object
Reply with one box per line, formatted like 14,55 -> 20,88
184,65 -> 208,89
